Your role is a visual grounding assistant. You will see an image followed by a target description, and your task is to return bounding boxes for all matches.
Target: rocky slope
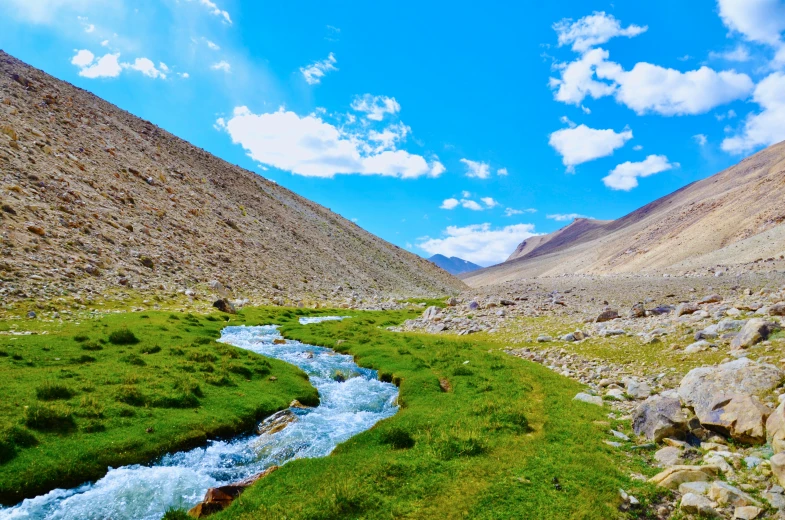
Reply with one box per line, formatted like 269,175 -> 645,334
464,142 -> 785,287
0,51 -> 464,306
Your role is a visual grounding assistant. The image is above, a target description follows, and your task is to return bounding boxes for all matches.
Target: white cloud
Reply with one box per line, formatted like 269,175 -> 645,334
350,94 -> 400,121
547,213 -> 590,221
211,60 -> 231,73
549,124 -> 633,171
123,57 -> 166,79
722,72 -> 785,153
497,167 -> 508,176
460,158 -> 491,179
481,197 -> 499,208
74,51 -> 122,78
300,53 -> 337,85
100,39 -> 109,47
505,208 -> 536,217
430,161 -> 446,177
159,62 -> 169,72
554,11 -> 647,53
715,109 -> 737,121
461,190 -> 472,198
71,49 -> 94,67
417,223 -> 538,266
709,45 -> 752,62
440,198 -> 460,210
6,0 -> 97,23
366,123 -> 411,153
217,107 -> 444,179
602,154 -> 677,191
550,47 -> 754,115
461,200 -> 484,211
717,0 -> 785,46
84,23 -> 95,33
180,72 -> 190,78
188,0 -> 232,24
693,134 -> 708,146
206,39 -> 220,50
633,144 -> 643,151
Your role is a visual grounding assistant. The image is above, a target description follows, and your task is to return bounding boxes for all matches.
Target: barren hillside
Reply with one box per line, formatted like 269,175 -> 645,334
464,141 -> 785,287
0,51 -> 464,304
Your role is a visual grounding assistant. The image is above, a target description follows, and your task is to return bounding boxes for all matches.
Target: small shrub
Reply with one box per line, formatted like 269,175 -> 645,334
169,347 -> 185,356
116,385 -> 146,407
108,328 -> 139,345
140,345 -> 161,355
36,382 -> 74,401
226,364 -> 253,379
73,335 -> 90,343
12,354 -> 23,361
81,342 -> 103,351
205,316 -> 219,322
123,354 -> 146,366
192,337 -> 211,346
77,395 -> 104,418
24,403 -> 76,432
151,392 -> 199,408
0,350 -> 8,357
380,427 -> 415,449
174,378 -> 204,398
168,314 -> 180,321
0,425 -> 38,463
162,509 -> 190,520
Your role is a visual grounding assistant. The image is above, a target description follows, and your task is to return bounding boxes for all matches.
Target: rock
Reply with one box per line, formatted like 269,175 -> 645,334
572,330 -> 586,341
766,402 -> 785,453
679,481 -> 712,495
446,297 -> 459,306
685,340 -> 711,354
468,301 -> 479,310
605,388 -> 626,400
771,452 -> 785,487
561,333 -> 577,342
763,489 -> 785,509
596,309 -> 620,322
676,302 -> 699,316
439,378 -> 452,392
26,310 -> 36,319
26,225 -> 45,236
648,465 -> 720,488
574,393 -> 603,406
139,256 -> 154,269
769,302 -> 785,316
212,298 -> 236,314
188,466 -> 278,517
678,358 -> 784,426
699,394 -> 772,444
610,429 -> 630,441
632,395 -> 688,442
731,318 -> 778,349
680,492 -> 718,516
624,378 -> 651,399
699,294 -> 723,304
536,335 -> 552,343
207,279 -> 229,298
709,481 -> 761,507
654,446 -> 682,466
422,306 -> 441,320
258,410 -> 297,435
629,302 -> 646,318
734,506 -> 762,520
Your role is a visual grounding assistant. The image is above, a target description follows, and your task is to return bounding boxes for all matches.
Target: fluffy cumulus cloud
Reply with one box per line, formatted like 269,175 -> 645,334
460,158 -> 491,179
497,167 -> 509,176
440,198 -> 460,210
216,107 -> 444,179
123,58 -> 166,79
547,213 -> 590,221
554,11 -> 648,53
549,124 -> 633,171
417,223 -> 538,266
717,0 -> 785,46
71,50 -> 122,78
602,155 -> 677,191
351,94 -> 400,121
300,53 -> 338,85
550,49 -> 754,116
481,197 -> 499,208
722,72 -> 785,153
440,198 -> 485,211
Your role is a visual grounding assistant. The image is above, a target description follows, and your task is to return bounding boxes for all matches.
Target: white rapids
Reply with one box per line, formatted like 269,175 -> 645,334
0,319 -> 398,520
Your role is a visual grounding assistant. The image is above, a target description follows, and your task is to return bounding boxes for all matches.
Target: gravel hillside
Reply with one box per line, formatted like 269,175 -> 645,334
0,51 -> 464,305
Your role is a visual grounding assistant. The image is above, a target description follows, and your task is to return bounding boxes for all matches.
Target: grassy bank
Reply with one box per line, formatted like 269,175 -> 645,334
0,309 -> 320,504
208,310 -> 652,520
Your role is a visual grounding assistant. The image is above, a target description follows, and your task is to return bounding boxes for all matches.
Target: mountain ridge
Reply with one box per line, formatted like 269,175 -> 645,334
428,254 -> 482,275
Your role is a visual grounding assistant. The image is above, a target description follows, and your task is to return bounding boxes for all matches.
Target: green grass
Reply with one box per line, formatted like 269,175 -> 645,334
205,311 -> 650,520
0,309 -> 320,505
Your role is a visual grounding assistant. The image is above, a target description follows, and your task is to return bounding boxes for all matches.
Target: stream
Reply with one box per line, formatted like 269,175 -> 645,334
0,317 -> 398,520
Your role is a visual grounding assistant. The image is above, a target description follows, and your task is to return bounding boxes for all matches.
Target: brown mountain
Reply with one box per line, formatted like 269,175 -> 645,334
463,140 -> 785,287
0,51 -> 464,305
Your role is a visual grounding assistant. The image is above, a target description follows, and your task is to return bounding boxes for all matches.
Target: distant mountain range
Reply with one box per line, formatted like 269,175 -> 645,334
463,138 -> 785,287
428,254 -> 482,275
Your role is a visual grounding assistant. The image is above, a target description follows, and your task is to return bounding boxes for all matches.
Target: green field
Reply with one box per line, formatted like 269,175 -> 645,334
1,306 -> 660,518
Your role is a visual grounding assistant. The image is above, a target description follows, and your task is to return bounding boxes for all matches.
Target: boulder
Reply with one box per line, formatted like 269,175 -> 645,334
733,506 -> 762,520
731,318 -> 778,349
422,306 -> 441,321
698,394 -> 772,444
770,452 -> 785,487
188,466 -> 278,517
212,298 -> 236,314
679,481 -> 712,495
766,401 -> 785,453
708,481 -> 761,508
654,446 -> 682,466
684,340 -> 710,354
632,395 -> 688,442
629,302 -> 646,318
769,302 -> 785,316
680,493 -> 718,516
596,309 -> 620,323
678,358 -> 783,425
624,378 -> 651,399
676,302 -> 699,317
649,465 -> 720,488
574,393 -> 603,406
699,294 -> 723,304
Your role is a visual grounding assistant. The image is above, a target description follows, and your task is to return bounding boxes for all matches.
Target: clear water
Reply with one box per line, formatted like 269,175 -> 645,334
0,321 -> 398,520
297,316 -> 351,325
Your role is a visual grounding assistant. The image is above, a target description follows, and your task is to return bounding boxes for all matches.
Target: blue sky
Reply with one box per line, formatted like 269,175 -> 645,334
3,1 -> 785,266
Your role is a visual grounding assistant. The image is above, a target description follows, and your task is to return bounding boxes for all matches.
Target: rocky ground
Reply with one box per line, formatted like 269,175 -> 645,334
395,272 -> 785,519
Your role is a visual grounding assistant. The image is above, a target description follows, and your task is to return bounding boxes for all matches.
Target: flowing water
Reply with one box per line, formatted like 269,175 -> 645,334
1,318 -> 398,520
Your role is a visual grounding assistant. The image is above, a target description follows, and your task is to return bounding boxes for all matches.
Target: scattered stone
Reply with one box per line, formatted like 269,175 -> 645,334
26,310 -> 36,319
680,492 -> 718,516
207,280 -> 229,298
676,302 -> 699,316
733,506 -> 762,520
648,465 -> 719,488
624,378 -> 651,399
684,340 -> 711,354
699,294 -> 723,304
654,446 -> 682,466
679,481 -> 712,495
699,394 -> 772,444
632,395 -> 688,442
629,302 -> 646,318
188,466 -> 278,517
731,318 -> 778,349
536,335 -> 552,343
573,393 -> 603,406
596,309 -> 620,322
766,402 -> 785,453
708,481 -> 761,507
